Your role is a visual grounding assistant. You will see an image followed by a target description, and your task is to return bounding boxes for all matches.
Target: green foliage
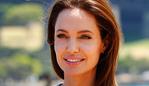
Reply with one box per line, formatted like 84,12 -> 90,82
118,55 -> 138,74
117,39 -> 149,74
0,62 -> 7,79
3,3 -> 44,25
0,54 -> 43,80
0,3 -> 13,12
118,56 -> 149,74
0,3 -> 13,25
124,39 -> 149,48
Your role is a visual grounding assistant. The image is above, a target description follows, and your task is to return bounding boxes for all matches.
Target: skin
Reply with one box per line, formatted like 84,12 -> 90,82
54,8 -> 104,86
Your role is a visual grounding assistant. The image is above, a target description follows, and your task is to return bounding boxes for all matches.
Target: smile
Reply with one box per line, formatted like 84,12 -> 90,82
64,58 -> 85,63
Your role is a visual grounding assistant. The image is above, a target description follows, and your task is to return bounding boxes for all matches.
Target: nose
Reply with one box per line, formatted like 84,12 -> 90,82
66,38 -> 79,53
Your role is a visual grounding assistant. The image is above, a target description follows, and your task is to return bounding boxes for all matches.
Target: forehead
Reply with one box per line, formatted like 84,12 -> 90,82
55,8 -> 99,33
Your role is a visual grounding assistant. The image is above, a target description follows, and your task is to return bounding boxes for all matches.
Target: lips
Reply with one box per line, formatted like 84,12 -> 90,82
64,58 -> 84,63
64,55 -> 85,63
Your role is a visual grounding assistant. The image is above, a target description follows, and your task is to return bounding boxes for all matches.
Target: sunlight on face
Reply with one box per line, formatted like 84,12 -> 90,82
54,8 -> 104,76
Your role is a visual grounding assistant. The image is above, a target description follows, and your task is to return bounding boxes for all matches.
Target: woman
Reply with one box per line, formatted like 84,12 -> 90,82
48,0 -> 121,86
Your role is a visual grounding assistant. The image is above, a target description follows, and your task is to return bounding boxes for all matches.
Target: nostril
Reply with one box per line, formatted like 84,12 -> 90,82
66,45 -> 79,53
66,46 -> 79,53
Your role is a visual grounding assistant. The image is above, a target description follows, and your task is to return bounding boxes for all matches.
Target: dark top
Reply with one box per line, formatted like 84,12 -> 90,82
57,83 -> 63,86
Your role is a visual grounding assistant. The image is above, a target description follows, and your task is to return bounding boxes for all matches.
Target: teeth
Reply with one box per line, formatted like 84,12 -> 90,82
65,59 -> 82,62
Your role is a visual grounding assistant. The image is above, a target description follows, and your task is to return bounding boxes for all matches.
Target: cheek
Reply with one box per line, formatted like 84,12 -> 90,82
54,40 -> 67,69
55,39 -> 67,49
54,39 -> 66,58
80,41 -> 102,53
81,44 -> 101,58
80,41 -> 102,61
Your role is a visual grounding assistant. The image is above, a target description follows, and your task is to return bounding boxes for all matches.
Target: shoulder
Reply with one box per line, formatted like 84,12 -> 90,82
52,80 -> 63,86
57,83 -> 63,86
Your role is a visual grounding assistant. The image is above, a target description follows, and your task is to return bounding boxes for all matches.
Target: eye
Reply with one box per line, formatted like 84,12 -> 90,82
79,35 -> 92,39
56,34 -> 68,39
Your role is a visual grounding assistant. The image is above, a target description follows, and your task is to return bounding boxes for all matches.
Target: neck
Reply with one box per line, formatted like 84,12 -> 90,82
64,68 -> 96,86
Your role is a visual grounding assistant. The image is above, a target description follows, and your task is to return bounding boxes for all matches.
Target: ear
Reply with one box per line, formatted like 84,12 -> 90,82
100,42 -> 105,53
101,38 -> 109,53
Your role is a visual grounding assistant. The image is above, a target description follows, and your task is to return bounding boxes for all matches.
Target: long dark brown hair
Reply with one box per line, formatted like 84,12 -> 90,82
47,0 -> 121,86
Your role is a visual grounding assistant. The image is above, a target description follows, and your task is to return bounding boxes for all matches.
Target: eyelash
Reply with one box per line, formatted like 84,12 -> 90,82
79,35 -> 92,39
56,34 -> 68,38
56,34 -> 92,39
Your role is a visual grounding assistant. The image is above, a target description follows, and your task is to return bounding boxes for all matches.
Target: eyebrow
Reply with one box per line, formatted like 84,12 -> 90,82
56,29 -> 93,34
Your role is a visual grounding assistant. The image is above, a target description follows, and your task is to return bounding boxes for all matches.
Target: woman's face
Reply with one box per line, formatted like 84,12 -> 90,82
54,8 -> 104,76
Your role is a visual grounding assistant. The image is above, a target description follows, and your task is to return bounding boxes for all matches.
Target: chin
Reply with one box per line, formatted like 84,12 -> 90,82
64,69 -> 85,76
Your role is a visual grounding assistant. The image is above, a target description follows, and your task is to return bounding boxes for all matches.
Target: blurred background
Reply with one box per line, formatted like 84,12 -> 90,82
0,0 -> 148,86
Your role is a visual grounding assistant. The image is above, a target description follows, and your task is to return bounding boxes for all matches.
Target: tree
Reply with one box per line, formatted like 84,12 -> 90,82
0,53 -> 43,80
4,3 -> 44,25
